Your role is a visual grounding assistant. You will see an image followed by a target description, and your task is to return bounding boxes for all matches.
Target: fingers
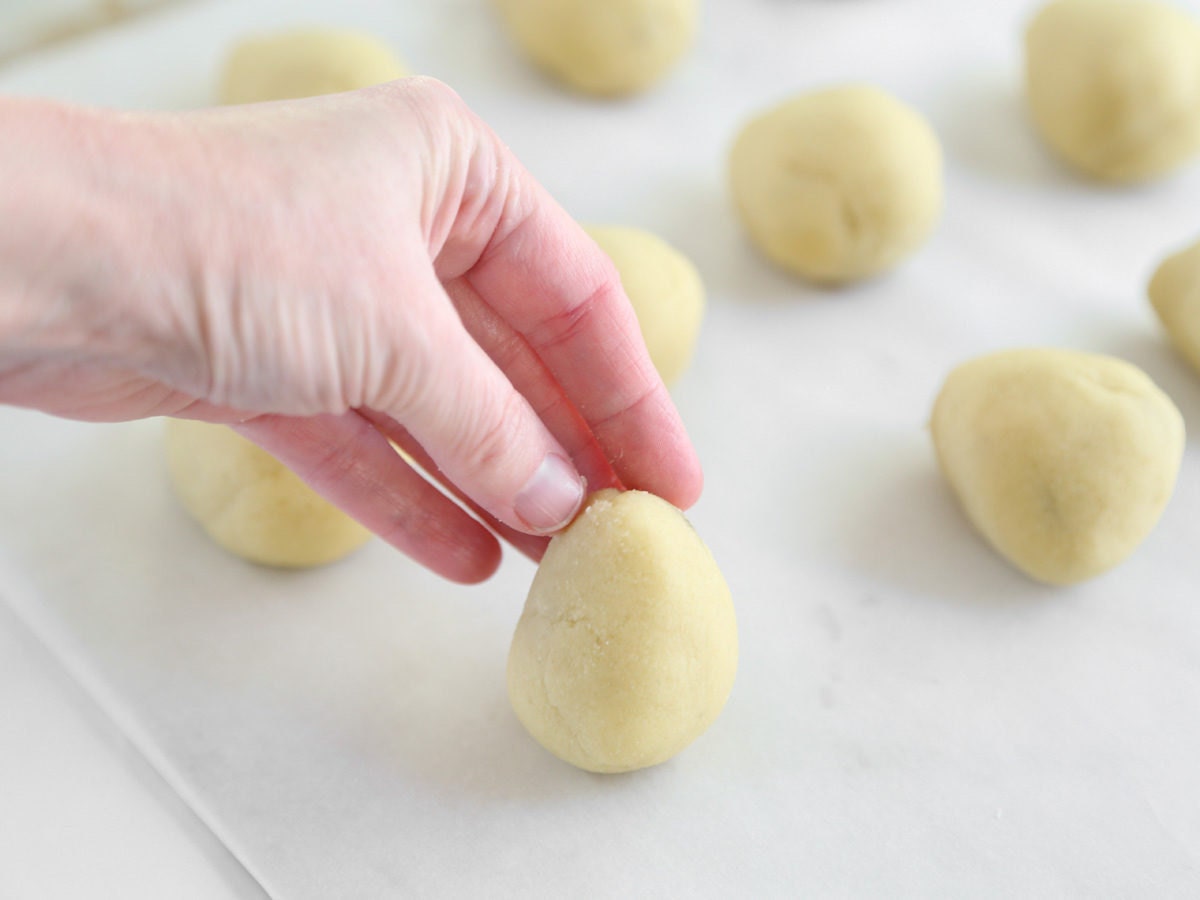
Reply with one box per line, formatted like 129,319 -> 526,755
462,170 -> 703,510
359,410 -> 551,564
379,268 -> 586,536
441,274 -> 622,498
234,411 -> 501,584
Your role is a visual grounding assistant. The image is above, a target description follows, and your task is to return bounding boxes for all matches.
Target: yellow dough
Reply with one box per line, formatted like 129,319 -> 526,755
728,85 -> 943,285
507,489 -> 737,773
1025,0 -> 1200,182
219,28 -> 408,104
931,349 -> 1183,586
164,419 -> 371,568
586,225 -> 705,385
1149,237 -> 1200,373
492,0 -> 696,96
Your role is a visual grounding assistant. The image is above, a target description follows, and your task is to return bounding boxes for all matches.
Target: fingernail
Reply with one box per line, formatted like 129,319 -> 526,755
514,454 -> 586,535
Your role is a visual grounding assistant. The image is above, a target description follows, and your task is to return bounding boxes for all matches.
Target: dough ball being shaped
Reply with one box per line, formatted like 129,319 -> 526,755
1149,237 -> 1200,373
164,419 -> 371,568
492,0 -> 696,96
729,86 -> 943,284
1025,0 -> 1200,182
931,349 -> 1183,586
585,225 -> 705,385
220,29 -> 408,104
508,489 -> 737,773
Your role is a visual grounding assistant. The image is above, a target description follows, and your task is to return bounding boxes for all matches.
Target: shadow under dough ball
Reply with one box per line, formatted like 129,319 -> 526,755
165,419 -> 372,569
729,85 -> 943,285
931,349 -> 1183,586
585,225 -> 705,386
1025,0 -> 1200,183
492,0 -> 697,96
220,28 -> 409,104
507,489 -> 737,773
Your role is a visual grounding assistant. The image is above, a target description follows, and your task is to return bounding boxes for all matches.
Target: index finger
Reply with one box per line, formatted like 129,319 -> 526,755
461,172 -> 703,511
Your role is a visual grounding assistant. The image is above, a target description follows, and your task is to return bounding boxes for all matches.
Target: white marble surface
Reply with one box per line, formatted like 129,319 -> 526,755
3,0 -> 1200,896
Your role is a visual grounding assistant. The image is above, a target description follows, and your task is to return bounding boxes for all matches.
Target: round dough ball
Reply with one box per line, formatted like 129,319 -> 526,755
492,0 -> 696,96
729,85 -> 943,285
219,29 -> 408,104
586,225 -> 705,385
164,419 -> 372,568
508,489 -> 737,773
931,349 -> 1183,586
1025,0 -> 1200,182
1149,237 -> 1200,372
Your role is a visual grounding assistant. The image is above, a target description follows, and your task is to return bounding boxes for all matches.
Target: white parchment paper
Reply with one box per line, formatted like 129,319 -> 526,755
3,0 -> 1200,895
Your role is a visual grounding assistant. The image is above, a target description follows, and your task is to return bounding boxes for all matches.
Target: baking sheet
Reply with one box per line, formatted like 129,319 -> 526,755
3,0 -> 1200,895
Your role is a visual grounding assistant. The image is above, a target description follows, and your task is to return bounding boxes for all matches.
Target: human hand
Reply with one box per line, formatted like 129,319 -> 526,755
0,79 -> 701,582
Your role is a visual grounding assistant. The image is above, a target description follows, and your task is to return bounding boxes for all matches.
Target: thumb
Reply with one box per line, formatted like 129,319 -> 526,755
380,272 -> 587,536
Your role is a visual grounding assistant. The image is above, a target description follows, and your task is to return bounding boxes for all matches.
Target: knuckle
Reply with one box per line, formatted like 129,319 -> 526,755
591,381 -> 659,435
528,275 -> 619,354
387,75 -> 467,133
457,389 -> 525,475
402,75 -> 462,106
370,319 -> 438,417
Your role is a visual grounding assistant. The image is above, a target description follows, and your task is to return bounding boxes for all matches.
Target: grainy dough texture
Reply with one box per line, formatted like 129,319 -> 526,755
165,419 -> 371,568
1149,237 -> 1200,374
586,225 -> 705,385
729,85 -> 943,284
931,349 -> 1183,586
1025,0 -> 1200,182
507,489 -> 737,773
219,28 -> 408,104
492,0 -> 696,96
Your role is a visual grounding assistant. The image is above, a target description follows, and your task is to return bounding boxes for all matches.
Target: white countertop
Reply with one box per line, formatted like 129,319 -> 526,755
4,0 -> 1200,897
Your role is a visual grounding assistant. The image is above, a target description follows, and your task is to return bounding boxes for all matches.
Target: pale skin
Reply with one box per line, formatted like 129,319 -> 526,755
0,77 -> 702,583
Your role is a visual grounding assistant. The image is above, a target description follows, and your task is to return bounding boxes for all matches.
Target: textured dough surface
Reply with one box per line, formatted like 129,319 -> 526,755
931,349 -> 1183,586
729,85 -> 943,284
1025,0 -> 1200,182
508,489 -> 737,773
493,0 -> 696,96
586,225 -> 705,385
219,28 -> 408,104
165,419 -> 371,568
1149,238 -> 1200,374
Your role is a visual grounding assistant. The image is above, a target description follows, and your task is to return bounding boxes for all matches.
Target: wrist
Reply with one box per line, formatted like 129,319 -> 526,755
0,98 -> 199,383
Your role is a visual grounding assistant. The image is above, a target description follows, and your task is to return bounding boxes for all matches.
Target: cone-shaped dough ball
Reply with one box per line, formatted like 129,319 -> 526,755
1025,0 -> 1200,182
492,0 -> 696,96
729,85 -> 943,285
165,419 -> 371,568
220,29 -> 408,104
931,349 -> 1183,586
508,490 -> 737,773
1149,237 -> 1200,374
586,225 -> 705,385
